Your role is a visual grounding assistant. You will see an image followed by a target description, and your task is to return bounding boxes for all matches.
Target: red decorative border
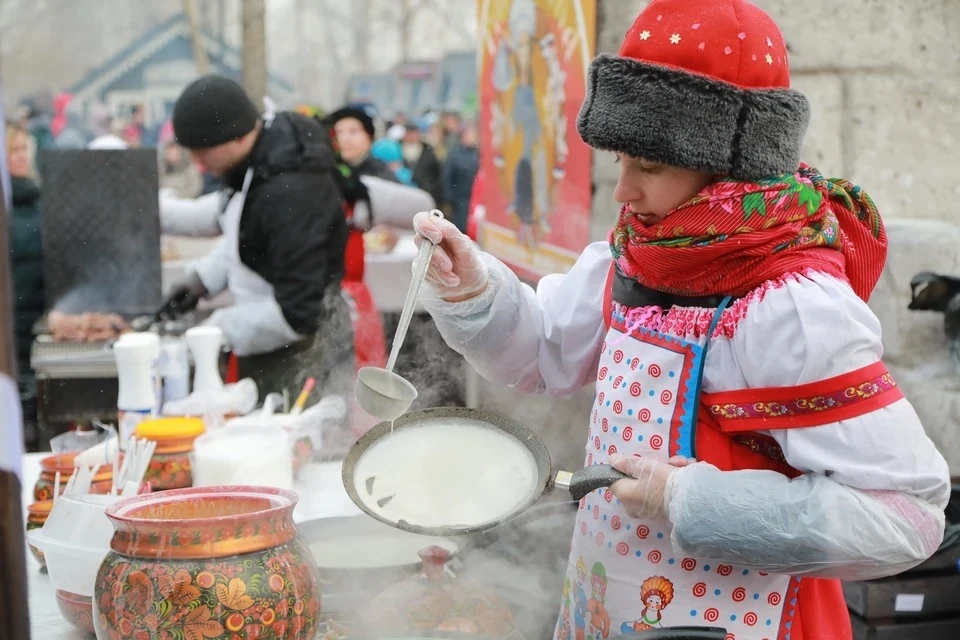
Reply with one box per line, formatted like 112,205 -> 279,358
778,576 -> 802,640
609,318 -> 698,457
702,362 -> 903,432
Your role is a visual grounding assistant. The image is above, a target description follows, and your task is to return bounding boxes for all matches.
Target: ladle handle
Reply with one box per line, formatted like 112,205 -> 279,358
556,464 -> 630,501
386,209 -> 445,372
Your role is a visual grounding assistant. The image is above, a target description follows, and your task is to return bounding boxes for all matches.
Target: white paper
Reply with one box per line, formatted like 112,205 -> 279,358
894,594 -> 925,612
0,373 -> 24,480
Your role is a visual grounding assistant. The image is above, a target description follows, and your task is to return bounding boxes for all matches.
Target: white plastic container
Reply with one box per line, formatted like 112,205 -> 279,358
159,337 -> 190,405
28,493 -> 123,596
190,424 -> 293,490
185,326 -> 223,393
114,333 -> 161,448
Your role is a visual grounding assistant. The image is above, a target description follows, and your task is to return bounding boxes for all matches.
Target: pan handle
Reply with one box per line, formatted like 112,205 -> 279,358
556,464 -> 630,501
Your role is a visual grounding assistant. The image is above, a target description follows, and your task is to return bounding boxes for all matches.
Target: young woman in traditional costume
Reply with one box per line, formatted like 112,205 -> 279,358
413,1 -> 951,637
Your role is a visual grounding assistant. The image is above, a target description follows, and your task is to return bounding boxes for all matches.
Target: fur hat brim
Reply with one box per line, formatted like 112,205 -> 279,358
577,53 -> 810,179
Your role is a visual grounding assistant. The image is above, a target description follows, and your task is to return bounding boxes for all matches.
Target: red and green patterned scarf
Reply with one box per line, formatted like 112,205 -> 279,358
609,164 -> 887,302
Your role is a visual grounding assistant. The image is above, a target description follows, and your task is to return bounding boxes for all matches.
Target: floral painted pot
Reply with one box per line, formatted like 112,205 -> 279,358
366,546 -> 519,638
26,500 -> 53,570
93,486 -> 321,640
55,589 -> 95,635
34,453 -> 113,501
135,417 -> 206,491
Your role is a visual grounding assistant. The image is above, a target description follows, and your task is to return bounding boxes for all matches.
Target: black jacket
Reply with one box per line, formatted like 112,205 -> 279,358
222,112 -> 347,335
352,155 -> 399,184
8,177 -> 44,380
443,144 -> 479,233
407,143 -> 444,208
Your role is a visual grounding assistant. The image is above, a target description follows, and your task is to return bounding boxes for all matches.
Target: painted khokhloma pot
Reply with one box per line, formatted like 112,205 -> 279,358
93,486 -> 321,640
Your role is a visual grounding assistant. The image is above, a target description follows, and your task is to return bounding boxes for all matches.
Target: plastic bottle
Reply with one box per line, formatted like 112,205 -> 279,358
159,337 -> 190,405
114,333 -> 160,449
185,326 -> 224,393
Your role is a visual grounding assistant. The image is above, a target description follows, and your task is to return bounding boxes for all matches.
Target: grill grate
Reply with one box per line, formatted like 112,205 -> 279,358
31,337 -> 117,378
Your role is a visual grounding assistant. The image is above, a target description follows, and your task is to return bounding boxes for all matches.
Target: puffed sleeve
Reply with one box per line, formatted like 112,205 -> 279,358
421,242 -> 611,396
665,273 -> 950,580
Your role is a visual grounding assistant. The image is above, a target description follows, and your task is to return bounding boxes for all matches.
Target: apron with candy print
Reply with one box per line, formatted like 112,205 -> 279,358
555,294 -> 793,640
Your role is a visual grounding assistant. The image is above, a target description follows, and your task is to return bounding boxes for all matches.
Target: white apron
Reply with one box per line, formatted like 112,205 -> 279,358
209,165 -> 306,358
555,301 -> 794,640
220,168 -> 272,305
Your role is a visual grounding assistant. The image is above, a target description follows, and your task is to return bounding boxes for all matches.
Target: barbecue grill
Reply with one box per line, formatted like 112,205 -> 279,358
29,149 -> 163,449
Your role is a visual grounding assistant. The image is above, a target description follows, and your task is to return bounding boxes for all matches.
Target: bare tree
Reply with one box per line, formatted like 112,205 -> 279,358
352,0 -> 371,72
183,0 -> 211,75
240,0 -> 267,102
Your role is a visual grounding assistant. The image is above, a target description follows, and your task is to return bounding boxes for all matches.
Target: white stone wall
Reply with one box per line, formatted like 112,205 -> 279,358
869,219 -> 960,474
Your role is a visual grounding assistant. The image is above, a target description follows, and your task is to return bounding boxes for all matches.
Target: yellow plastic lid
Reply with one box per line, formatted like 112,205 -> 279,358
135,417 -> 206,440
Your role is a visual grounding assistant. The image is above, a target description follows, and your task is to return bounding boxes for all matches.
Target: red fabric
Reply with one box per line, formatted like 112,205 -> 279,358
341,280 -> 387,371
620,0 -> 791,89
466,167 -> 486,241
51,92 -> 73,136
341,212 -> 386,370
601,264 -> 616,332
344,226 -> 366,282
611,167 -> 888,302
696,415 -> 852,638
225,353 -> 240,384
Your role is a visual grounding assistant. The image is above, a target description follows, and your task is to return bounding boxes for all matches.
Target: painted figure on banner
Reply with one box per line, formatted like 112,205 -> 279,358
478,0 -> 595,280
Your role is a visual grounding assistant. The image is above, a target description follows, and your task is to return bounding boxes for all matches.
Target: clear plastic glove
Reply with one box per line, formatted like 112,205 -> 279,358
608,454 -> 694,520
413,211 -> 489,302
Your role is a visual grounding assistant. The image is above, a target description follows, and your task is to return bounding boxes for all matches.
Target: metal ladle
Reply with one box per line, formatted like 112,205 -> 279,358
355,209 -> 444,422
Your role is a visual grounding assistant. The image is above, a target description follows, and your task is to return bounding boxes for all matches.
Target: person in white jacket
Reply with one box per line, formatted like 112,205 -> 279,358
410,1 -> 951,638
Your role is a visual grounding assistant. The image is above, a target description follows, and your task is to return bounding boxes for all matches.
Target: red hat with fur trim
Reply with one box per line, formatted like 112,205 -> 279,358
577,0 -> 809,180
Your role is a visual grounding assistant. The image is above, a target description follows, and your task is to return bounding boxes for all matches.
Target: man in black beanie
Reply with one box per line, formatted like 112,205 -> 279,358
161,75 -> 353,404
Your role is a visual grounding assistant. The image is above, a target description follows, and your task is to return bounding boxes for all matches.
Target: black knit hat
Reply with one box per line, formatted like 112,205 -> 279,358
326,105 -> 376,140
172,75 -> 260,149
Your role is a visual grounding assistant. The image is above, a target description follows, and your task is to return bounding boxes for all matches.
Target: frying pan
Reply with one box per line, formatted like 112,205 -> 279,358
342,407 -> 630,537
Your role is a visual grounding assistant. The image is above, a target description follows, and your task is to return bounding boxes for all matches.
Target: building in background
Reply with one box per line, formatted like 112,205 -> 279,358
69,13 -> 294,130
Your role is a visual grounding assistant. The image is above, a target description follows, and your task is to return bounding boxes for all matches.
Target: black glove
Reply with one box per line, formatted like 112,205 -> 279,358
160,273 -> 208,320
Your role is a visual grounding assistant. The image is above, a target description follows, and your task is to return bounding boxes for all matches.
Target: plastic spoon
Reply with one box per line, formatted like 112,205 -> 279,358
355,209 -> 444,421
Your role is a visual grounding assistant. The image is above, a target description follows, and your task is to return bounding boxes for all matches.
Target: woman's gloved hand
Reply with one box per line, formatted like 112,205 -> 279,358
608,454 -> 695,520
413,211 -> 489,302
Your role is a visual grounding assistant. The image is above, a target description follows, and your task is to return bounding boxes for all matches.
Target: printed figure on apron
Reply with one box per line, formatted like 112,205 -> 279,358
413,1 -> 951,638
623,576 -> 675,632
573,557 -> 589,640
586,562 -> 611,639
559,579 -> 573,639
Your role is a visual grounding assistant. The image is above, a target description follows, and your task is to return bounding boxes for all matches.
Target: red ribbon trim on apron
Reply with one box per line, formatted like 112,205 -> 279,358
702,361 -> 903,432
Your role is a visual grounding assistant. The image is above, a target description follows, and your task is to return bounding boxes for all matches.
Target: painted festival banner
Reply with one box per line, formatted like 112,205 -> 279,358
477,0 -> 596,280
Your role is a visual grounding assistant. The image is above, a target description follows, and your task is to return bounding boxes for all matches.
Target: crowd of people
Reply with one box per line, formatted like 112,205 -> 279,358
308,104 -> 479,234
11,89 -> 481,229
6,82 -> 480,451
